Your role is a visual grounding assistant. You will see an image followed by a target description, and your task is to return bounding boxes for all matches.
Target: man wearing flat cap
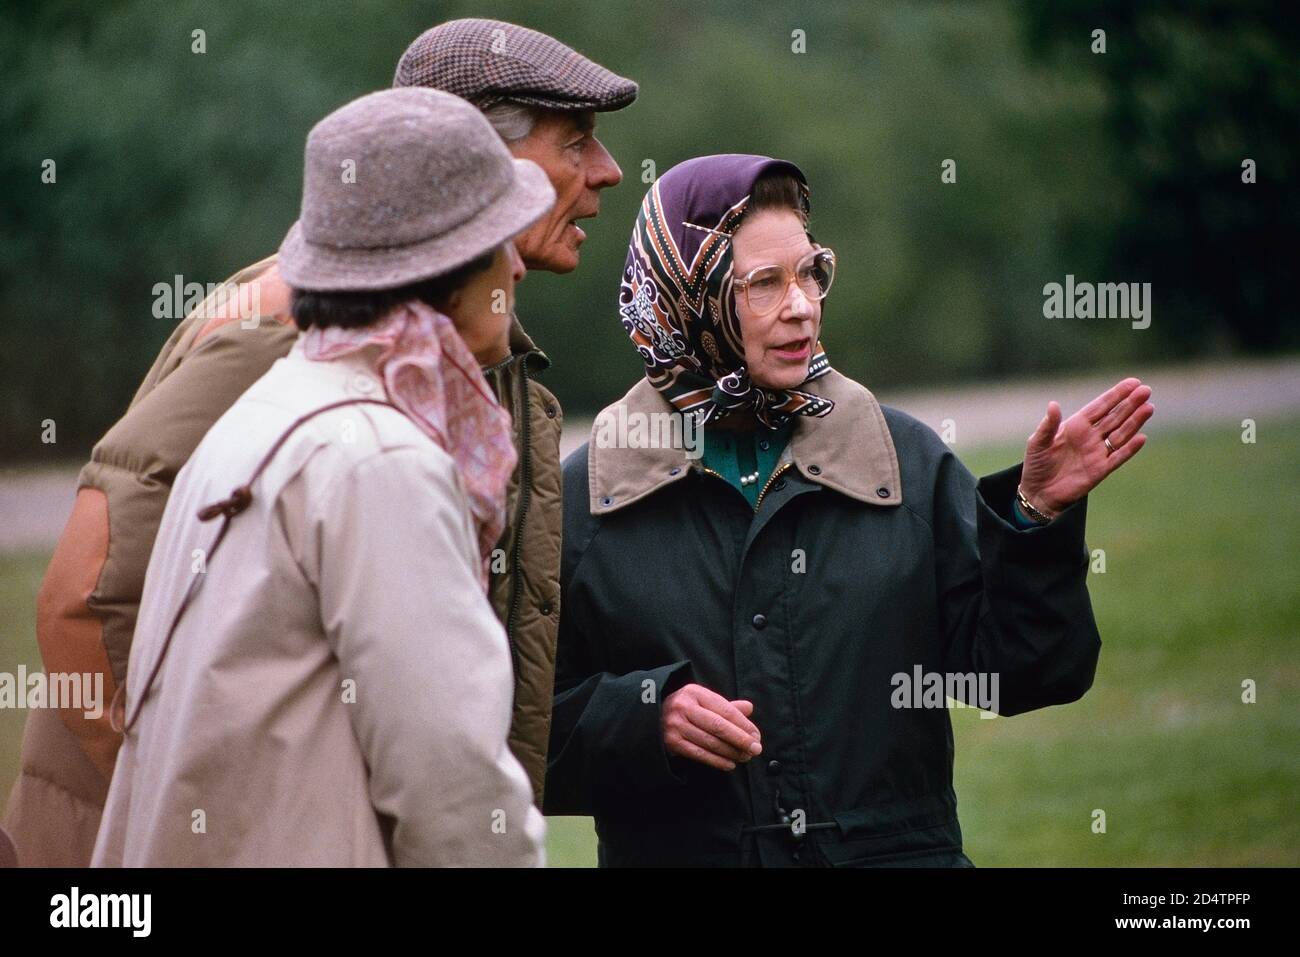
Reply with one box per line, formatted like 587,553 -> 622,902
6,18 -> 634,867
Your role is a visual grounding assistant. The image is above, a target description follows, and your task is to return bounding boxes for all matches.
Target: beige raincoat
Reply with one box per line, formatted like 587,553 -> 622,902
91,341 -> 544,866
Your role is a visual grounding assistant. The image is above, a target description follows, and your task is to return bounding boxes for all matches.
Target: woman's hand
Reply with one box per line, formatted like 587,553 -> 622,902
662,683 -> 763,771
1019,377 -> 1154,517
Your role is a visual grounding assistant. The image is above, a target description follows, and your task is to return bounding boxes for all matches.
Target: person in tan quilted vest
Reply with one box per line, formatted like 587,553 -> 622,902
4,18 -> 635,866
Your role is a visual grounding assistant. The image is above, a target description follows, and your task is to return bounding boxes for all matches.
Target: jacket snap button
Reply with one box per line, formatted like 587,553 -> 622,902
759,440 -> 770,451
877,486 -> 890,498
752,613 -> 767,630
545,405 -> 557,418
600,496 -> 613,507
669,467 -> 681,476
350,374 -> 377,394
767,759 -> 783,776
808,464 -> 821,475
540,601 -> 554,616
773,479 -> 786,492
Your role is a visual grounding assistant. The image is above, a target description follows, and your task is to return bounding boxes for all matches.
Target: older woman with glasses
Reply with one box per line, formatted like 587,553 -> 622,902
545,153 -> 1154,867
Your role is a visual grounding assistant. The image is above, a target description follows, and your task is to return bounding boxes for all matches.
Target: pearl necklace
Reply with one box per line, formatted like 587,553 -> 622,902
739,470 -> 761,487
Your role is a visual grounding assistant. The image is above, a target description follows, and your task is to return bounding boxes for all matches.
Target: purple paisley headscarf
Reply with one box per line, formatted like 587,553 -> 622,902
618,153 -> 833,429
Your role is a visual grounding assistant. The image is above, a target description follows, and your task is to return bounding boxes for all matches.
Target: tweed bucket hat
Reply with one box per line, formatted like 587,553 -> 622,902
393,18 -> 637,112
278,87 -> 556,292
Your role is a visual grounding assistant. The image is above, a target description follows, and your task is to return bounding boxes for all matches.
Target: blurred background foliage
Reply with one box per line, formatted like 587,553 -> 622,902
1,0 -> 1295,459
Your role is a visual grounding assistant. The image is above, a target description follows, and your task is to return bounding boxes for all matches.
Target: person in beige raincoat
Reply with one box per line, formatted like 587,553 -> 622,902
92,87 -> 555,866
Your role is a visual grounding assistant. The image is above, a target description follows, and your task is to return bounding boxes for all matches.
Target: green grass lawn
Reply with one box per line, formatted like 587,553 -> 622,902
949,417 -> 1299,866
0,550 -> 45,812
2,417 -> 1296,866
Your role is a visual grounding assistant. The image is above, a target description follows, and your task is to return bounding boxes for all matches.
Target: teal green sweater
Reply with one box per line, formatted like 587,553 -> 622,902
698,421 -> 795,509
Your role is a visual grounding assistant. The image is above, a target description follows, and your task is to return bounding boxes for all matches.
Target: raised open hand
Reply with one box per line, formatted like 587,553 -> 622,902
1019,377 -> 1154,518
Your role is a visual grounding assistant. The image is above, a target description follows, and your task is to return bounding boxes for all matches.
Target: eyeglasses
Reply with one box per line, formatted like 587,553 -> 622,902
732,247 -> 836,316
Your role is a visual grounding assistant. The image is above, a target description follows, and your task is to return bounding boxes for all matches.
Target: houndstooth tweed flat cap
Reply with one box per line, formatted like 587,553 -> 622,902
393,18 -> 637,113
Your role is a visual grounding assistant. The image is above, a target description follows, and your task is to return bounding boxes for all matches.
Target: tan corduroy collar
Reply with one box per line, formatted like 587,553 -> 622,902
587,369 -> 902,515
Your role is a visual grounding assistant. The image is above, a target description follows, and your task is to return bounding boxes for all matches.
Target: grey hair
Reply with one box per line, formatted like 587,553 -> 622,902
479,100 -> 540,143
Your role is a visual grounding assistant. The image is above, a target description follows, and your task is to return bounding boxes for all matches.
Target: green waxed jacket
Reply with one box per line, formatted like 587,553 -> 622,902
546,371 -> 1102,866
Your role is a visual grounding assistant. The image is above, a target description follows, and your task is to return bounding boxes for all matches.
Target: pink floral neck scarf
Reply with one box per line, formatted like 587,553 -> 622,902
302,300 -> 516,584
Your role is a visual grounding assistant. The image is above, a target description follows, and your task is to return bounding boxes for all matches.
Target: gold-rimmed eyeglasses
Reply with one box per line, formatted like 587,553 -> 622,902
732,247 -> 836,316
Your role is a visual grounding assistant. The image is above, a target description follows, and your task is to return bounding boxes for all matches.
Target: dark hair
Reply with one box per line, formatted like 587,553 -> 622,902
291,247 -> 497,331
742,170 -> 810,228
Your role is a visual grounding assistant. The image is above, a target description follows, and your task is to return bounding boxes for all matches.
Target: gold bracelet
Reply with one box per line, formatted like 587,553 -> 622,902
1016,485 -> 1056,524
